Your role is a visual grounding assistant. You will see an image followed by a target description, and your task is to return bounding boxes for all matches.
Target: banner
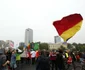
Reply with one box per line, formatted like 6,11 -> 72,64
33,43 -> 39,51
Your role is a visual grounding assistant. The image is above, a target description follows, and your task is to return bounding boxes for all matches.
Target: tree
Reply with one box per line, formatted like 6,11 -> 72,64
39,43 -> 49,50
72,43 -> 85,52
60,45 -> 66,51
67,43 -> 73,49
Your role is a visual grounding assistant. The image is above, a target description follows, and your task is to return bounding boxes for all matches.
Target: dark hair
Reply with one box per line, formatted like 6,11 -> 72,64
58,49 -> 63,53
40,51 -> 44,55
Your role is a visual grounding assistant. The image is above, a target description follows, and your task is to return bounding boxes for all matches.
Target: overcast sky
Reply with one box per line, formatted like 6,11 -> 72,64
0,0 -> 85,45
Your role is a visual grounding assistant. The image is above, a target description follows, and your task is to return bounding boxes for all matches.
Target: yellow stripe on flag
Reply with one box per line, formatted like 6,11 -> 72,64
61,21 -> 83,41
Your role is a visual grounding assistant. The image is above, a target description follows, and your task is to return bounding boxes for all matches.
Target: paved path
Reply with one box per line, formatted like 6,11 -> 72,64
16,63 -> 36,70
22,64 -> 35,70
16,62 -> 82,70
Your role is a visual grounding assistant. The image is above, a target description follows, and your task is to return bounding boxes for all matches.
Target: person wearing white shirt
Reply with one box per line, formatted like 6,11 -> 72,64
31,50 -> 36,65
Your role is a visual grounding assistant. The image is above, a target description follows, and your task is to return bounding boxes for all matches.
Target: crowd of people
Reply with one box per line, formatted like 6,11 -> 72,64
0,47 -> 39,70
0,47 -> 85,70
36,49 -> 85,70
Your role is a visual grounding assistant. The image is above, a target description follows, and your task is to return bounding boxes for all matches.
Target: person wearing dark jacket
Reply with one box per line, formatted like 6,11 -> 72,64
0,49 -> 10,70
56,49 -> 65,70
6,48 -> 12,70
36,50 -> 50,70
49,50 -> 57,70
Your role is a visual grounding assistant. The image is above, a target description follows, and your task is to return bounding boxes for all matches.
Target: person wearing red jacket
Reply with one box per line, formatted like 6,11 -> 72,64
67,55 -> 72,64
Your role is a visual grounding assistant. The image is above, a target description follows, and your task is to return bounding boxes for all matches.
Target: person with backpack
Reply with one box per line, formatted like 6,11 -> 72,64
0,49 -> 10,70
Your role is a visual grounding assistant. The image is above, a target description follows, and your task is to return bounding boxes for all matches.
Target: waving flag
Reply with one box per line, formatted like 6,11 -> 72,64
9,41 -> 14,47
53,13 -> 83,41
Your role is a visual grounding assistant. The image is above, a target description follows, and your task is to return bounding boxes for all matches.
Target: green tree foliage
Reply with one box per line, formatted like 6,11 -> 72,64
60,45 -> 66,50
67,43 -> 77,51
39,43 -> 49,50
71,43 -> 85,52
67,43 -> 73,49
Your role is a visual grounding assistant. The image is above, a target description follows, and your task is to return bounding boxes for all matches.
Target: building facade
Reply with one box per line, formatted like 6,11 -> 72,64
48,42 -> 67,50
25,28 -> 33,46
48,43 -> 62,50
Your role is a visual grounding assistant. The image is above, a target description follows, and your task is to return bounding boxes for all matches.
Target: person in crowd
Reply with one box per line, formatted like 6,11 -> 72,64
67,55 -> 72,67
31,49 -> 36,65
6,47 -> 12,70
65,51 -> 69,59
56,49 -> 65,70
16,49 -> 22,68
4,49 -> 11,70
0,49 -> 10,70
70,51 -> 76,69
27,50 -> 31,65
67,55 -> 72,64
76,52 -> 80,62
82,52 -> 85,59
36,50 -> 50,70
70,52 -> 76,62
20,48 -> 28,64
25,48 -> 29,64
35,50 -> 40,60
10,49 -> 17,70
49,50 -> 57,70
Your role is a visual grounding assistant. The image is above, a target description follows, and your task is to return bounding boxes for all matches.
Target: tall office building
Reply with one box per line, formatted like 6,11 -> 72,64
54,36 -> 61,43
25,28 -> 33,46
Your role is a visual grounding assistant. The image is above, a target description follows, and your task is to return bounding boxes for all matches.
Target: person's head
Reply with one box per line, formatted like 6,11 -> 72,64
16,49 -> 18,53
58,48 -> 63,54
8,47 -> 13,52
12,49 -> 16,54
4,49 -> 8,54
40,50 -> 44,55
